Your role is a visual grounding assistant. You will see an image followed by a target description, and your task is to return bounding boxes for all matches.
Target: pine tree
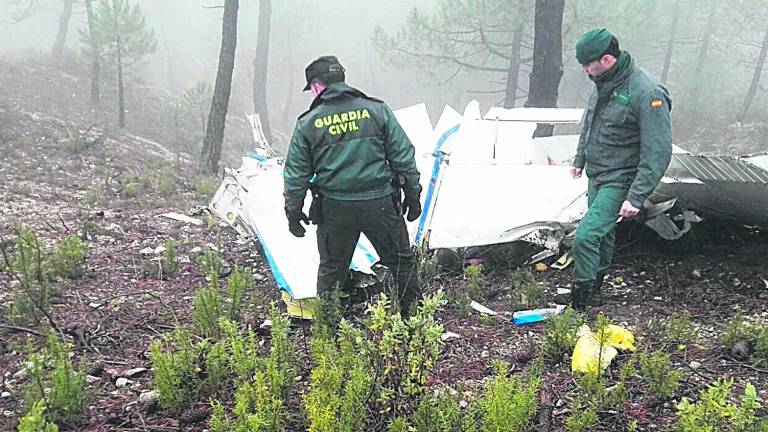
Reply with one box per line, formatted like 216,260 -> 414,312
83,0 -> 156,127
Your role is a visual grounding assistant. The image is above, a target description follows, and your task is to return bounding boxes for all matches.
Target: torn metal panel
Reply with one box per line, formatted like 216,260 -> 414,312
653,154 -> 768,226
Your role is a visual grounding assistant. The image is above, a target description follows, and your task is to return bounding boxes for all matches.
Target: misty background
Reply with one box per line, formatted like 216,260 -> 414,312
1,0 -> 766,158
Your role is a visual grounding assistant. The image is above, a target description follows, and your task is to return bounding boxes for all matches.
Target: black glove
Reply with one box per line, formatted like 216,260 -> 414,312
402,197 -> 422,222
287,210 -> 309,237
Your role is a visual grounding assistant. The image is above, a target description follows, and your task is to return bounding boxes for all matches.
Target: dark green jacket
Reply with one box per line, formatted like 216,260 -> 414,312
283,82 -> 421,212
574,51 -> 672,209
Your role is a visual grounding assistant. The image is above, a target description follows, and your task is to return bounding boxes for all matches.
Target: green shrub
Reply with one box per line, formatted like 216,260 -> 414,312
676,379 -> 765,432
162,238 -> 179,277
49,235 -> 87,279
155,171 -> 175,196
194,176 -> 219,198
193,283 -> 223,338
664,311 -> 698,344
219,320 -> 260,383
84,186 -> 101,207
267,303 -> 296,397
541,308 -> 584,362
23,335 -> 86,425
150,326 -> 201,414
722,315 -> 768,366
17,400 -> 59,432
565,407 -> 598,432
507,270 -> 545,308
412,389 -> 463,432
201,249 -> 222,278
419,253 -> 440,284
638,350 -> 682,400
226,267 -> 252,321
305,291 -> 445,430
227,377 -> 284,432
464,264 -> 484,300
469,360 -> 540,432
123,182 -> 138,198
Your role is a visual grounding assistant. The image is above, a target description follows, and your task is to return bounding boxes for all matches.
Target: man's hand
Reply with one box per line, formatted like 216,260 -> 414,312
402,197 -> 422,222
619,200 -> 640,218
287,210 -> 310,237
570,166 -> 583,179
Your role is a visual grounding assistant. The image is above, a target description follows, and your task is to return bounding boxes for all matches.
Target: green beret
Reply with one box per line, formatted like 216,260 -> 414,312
575,28 -> 613,65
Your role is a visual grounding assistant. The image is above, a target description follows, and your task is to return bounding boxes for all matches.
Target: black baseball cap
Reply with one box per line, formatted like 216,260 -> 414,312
303,55 -> 345,91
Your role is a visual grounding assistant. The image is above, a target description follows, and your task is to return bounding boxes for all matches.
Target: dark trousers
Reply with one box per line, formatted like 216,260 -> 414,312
316,195 -> 421,313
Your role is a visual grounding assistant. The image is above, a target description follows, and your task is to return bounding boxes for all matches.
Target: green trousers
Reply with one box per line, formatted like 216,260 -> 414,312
572,180 -> 628,282
316,195 -> 421,313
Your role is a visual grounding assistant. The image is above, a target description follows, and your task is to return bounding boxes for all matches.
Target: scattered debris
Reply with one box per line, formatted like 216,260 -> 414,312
513,305 -> 566,325
115,378 -> 132,388
470,300 -> 497,315
160,212 -> 203,226
572,324 -> 636,373
441,331 -> 462,341
122,367 -> 148,378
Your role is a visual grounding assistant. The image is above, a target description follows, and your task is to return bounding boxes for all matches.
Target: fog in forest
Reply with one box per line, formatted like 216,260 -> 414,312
1,0 -> 766,152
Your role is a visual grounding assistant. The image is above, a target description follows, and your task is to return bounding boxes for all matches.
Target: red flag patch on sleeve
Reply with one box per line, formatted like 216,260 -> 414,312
650,98 -> 664,109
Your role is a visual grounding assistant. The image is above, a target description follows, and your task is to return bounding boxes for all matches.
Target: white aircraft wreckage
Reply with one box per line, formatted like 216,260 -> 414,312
210,103 -> 768,315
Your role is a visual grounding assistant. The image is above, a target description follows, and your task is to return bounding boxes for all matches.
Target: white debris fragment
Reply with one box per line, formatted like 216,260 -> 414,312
159,212 -> 203,226
441,331 -> 462,341
123,368 -> 148,378
115,378 -> 132,388
139,390 -> 158,404
470,300 -> 497,315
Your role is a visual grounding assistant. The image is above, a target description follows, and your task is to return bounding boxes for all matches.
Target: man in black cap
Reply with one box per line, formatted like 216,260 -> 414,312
563,29 -> 672,309
283,55 -> 423,316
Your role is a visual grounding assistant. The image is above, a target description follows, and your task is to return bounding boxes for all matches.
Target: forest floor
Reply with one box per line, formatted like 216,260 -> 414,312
1,58 -> 767,432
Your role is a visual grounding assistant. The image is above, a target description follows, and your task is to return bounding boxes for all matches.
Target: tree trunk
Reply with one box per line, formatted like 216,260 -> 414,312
117,34 -> 125,128
252,0 -> 272,143
694,1 -> 718,77
525,0 -> 565,137
739,26 -> 768,121
201,0 -> 239,174
51,0 -> 74,61
660,1 -> 680,85
503,20 -> 525,109
84,0 -> 100,107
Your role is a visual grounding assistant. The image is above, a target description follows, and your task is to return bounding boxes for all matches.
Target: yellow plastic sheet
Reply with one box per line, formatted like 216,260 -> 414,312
281,291 -> 316,319
572,324 -> 636,374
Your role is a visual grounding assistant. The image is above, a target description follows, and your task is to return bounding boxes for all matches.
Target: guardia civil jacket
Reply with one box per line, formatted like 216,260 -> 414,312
574,51 -> 673,209
283,82 -> 421,212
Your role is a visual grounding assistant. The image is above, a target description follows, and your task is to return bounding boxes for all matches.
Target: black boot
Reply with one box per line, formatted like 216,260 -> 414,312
583,277 -> 604,307
570,280 -> 594,311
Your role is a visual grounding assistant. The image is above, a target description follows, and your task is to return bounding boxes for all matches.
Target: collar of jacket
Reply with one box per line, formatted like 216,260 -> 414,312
591,50 -> 634,100
308,82 -> 368,111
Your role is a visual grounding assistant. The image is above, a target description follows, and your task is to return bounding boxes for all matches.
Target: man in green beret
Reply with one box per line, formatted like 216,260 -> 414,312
564,29 -> 672,310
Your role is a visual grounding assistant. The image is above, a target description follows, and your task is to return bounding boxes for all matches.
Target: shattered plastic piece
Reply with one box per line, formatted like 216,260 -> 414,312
139,247 -> 154,256
534,263 -> 547,272
551,253 -> 573,269
513,305 -> 566,325
441,331 -> 462,341
572,324 -> 636,373
259,319 -> 272,330
470,300 -> 497,315
160,212 -> 203,226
